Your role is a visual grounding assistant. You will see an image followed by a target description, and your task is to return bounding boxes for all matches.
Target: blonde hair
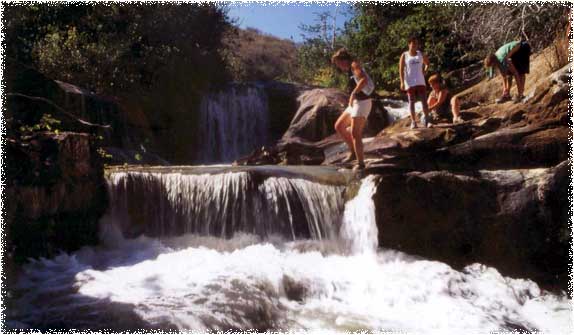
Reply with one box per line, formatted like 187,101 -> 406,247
331,48 -> 353,64
428,74 -> 442,85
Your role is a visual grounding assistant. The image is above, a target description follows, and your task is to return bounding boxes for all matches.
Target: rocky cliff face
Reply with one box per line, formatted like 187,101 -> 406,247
5,60 -> 168,166
373,161 -> 570,288
5,132 -> 107,261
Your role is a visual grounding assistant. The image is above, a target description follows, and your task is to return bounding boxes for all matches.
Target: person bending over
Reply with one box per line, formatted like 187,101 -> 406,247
399,36 -> 432,129
484,40 -> 531,103
332,48 -> 375,171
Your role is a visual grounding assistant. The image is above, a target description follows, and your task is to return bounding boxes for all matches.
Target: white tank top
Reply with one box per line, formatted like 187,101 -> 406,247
403,50 -> 426,89
352,70 -> 375,96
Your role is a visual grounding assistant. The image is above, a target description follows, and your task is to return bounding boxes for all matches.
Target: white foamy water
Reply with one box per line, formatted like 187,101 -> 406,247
383,99 -> 415,123
340,176 -> 379,255
7,177 -> 572,333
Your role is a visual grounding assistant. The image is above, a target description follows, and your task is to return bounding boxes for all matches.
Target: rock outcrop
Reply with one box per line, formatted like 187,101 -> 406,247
5,60 -> 167,166
373,161 -> 570,288
5,132 -> 108,261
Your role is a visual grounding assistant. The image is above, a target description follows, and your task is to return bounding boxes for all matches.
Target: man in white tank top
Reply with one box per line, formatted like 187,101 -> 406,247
399,36 -> 432,129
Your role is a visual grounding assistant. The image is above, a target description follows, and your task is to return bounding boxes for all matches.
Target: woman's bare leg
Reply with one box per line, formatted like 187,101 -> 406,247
451,96 -> 461,121
334,111 -> 354,153
351,117 -> 367,164
502,76 -> 511,96
516,73 -> 526,97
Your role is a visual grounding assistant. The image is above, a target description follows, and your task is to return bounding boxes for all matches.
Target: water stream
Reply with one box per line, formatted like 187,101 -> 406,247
196,84 -> 269,164
6,171 -> 571,333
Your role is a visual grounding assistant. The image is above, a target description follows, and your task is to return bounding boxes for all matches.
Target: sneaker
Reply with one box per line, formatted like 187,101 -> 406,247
495,95 -> 511,104
453,116 -> 463,124
410,121 -> 418,129
341,152 -> 356,163
513,95 -> 525,104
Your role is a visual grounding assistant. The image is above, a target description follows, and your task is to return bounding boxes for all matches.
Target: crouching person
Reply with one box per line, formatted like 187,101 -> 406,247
332,48 -> 375,171
427,74 -> 462,124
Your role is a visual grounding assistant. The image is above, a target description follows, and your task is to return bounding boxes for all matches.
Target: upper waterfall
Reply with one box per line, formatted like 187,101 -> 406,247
196,84 -> 269,163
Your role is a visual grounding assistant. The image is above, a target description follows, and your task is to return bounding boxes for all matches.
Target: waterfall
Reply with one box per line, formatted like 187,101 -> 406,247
340,176 -> 379,254
197,84 -> 269,163
8,171 -> 572,332
105,169 -> 345,240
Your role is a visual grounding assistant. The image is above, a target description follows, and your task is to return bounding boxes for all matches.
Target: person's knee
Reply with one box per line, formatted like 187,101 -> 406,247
334,118 -> 346,133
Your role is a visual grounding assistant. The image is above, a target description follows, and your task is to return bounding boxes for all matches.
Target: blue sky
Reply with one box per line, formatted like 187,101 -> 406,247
226,2 -> 352,42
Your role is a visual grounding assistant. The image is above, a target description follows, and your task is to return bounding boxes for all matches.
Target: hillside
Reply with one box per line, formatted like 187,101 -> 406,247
225,27 -> 299,82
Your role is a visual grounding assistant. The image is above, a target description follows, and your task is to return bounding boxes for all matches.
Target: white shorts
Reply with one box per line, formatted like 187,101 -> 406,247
344,99 -> 372,118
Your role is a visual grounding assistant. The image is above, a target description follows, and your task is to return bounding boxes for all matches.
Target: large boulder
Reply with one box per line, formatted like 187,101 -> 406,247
281,88 -> 389,143
372,161 -> 570,289
236,88 -> 389,165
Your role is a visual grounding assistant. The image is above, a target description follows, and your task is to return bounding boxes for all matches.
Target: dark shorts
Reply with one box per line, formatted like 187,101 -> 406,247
510,41 -> 531,75
407,85 -> 426,103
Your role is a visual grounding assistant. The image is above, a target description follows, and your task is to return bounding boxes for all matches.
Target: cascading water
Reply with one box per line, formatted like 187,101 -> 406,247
105,168 -> 345,240
6,171 -> 572,333
196,84 -> 269,163
340,176 -> 379,255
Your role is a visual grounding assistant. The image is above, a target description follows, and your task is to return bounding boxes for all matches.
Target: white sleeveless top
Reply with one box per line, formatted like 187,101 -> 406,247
352,69 -> 375,96
403,50 -> 426,89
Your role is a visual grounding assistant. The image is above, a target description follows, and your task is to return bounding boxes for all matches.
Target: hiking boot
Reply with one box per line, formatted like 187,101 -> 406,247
410,121 -> 418,129
353,161 -> 366,171
341,152 -> 356,163
495,95 -> 511,104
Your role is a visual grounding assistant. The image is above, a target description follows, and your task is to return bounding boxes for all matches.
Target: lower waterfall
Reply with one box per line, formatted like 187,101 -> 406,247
6,171 -> 572,333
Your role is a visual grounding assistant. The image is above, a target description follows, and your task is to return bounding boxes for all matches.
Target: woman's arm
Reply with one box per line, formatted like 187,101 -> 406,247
422,53 -> 430,74
349,62 -> 367,106
505,42 -> 522,59
428,89 -> 448,110
399,54 -> 406,91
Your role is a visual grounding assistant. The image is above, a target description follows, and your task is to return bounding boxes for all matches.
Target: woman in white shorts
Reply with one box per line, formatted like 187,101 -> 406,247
332,48 -> 375,170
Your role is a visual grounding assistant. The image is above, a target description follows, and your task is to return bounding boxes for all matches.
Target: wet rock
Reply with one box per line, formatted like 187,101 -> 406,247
372,161 -> 571,289
282,275 -> 308,302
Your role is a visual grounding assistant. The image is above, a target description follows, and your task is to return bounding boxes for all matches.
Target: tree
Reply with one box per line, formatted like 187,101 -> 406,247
296,9 -> 347,87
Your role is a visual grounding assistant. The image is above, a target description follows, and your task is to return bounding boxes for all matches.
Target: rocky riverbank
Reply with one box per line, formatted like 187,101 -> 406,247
236,48 -> 572,289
